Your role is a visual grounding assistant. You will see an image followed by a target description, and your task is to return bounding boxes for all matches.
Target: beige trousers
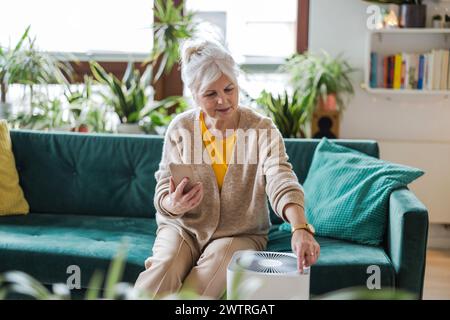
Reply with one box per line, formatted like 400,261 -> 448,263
134,225 -> 268,299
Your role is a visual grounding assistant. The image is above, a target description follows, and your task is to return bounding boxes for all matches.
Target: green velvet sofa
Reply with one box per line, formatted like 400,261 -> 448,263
0,130 -> 429,299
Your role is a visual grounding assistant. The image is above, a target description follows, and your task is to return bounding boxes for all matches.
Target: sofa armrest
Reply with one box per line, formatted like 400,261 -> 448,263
387,187 -> 429,299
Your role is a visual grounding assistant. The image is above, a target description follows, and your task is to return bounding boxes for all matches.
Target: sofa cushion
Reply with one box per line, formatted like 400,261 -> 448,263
10,130 -> 162,219
302,138 -> 424,246
0,213 -> 156,288
267,226 -> 396,295
0,120 -> 29,216
270,139 -> 380,224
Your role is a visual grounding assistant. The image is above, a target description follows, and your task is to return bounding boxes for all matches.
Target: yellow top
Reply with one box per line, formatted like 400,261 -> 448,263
200,112 -> 236,191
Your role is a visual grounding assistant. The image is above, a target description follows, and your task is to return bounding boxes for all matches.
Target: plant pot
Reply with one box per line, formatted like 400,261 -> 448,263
117,123 -> 143,134
432,18 -> 443,29
52,124 -> 73,132
70,124 -> 89,133
399,4 -> 426,28
318,94 -> 337,112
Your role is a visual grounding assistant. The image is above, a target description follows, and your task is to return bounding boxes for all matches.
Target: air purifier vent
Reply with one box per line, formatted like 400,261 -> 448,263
234,251 -> 301,274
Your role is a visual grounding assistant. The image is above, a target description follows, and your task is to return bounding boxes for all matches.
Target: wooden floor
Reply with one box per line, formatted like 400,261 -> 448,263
423,249 -> 450,300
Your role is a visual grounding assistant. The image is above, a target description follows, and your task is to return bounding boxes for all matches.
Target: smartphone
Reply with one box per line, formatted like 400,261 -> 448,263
169,163 -> 198,193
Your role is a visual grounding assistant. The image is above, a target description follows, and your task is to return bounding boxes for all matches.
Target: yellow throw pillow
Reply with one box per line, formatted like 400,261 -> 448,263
0,120 -> 29,215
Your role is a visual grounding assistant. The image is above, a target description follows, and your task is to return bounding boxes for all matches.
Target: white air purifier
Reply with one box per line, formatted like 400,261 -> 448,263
227,250 -> 310,300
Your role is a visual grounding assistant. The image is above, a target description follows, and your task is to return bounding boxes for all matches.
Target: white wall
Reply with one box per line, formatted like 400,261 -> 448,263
309,0 -> 450,223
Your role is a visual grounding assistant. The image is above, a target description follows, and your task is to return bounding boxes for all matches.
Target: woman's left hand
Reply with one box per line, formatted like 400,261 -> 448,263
291,230 -> 320,273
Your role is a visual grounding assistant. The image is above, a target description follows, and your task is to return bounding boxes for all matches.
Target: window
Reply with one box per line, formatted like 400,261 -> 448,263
186,0 -> 297,65
0,0 -> 153,60
185,0 -> 297,100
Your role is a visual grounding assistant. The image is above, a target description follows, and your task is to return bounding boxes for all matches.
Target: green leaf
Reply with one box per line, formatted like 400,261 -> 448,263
104,240 -> 128,300
3,271 -> 52,299
122,62 -> 134,88
84,270 -> 104,300
90,61 -> 114,87
154,53 -> 168,83
150,113 -> 165,126
12,25 -> 31,53
111,77 -> 128,113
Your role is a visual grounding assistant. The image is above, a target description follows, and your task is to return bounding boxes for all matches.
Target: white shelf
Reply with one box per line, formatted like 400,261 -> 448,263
370,28 -> 450,34
365,28 -> 450,95
364,87 -> 450,96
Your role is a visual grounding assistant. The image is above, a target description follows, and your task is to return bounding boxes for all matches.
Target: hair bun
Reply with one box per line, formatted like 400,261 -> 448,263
180,21 -> 227,64
181,40 -> 206,64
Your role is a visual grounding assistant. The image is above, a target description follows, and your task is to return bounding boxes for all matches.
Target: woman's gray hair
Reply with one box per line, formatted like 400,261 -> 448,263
180,24 -> 240,99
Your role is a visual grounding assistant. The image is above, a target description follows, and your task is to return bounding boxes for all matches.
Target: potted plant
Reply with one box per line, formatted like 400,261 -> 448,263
90,61 -> 154,134
255,90 -> 314,138
279,51 -> 355,139
0,26 -> 71,119
90,61 -> 187,135
7,95 -> 73,131
363,1 -> 427,28
0,27 -> 30,119
432,14 -> 443,28
65,75 -> 115,133
282,51 -> 355,114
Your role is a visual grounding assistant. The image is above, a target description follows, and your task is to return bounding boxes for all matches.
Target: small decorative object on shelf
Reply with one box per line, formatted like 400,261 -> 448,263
445,14 -> 450,29
398,0 -> 426,28
363,1 -> 427,29
432,15 -> 444,29
384,7 -> 400,29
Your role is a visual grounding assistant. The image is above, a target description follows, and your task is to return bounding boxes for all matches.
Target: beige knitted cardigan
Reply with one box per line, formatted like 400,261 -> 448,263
154,106 -> 305,250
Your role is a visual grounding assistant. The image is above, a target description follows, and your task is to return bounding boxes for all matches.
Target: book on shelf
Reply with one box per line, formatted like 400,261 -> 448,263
418,54 -> 425,90
369,49 -> 450,91
393,54 -> 402,89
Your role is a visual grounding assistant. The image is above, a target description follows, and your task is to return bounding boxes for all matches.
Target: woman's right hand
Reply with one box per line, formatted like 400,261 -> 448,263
161,177 -> 204,216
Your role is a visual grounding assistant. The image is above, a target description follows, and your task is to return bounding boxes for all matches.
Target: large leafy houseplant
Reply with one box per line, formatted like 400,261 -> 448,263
65,75 -> 115,133
7,76 -> 116,133
90,61 -> 153,126
255,90 -> 315,138
150,0 -> 197,82
281,51 -> 355,114
0,26 -> 71,108
0,26 -> 30,105
0,26 -> 71,120
90,61 -> 188,134
7,95 -> 72,131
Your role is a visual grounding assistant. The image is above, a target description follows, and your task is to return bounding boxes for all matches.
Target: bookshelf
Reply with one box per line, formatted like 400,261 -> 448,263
364,28 -> 450,95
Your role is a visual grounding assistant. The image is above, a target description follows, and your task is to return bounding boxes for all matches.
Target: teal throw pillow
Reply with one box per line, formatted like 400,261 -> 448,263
279,138 -> 424,246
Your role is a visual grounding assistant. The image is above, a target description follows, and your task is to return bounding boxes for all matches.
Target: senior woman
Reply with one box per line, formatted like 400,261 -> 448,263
134,37 -> 320,299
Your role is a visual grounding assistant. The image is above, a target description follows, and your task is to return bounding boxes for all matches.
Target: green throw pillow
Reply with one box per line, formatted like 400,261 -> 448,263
279,138 -> 424,246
